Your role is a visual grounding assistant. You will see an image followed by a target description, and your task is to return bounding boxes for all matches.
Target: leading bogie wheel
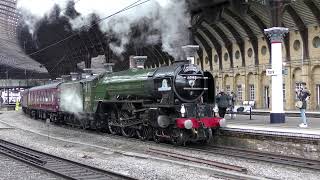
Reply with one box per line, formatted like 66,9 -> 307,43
153,129 -> 162,143
200,128 -> 213,145
171,129 -> 186,146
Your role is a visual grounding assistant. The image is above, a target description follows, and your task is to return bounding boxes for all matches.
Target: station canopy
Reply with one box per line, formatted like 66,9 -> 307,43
0,0 -> 48,79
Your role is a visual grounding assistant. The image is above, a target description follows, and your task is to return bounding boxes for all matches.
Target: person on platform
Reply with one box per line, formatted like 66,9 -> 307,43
216,89 -> 230,118
296,85 -> 311,128
229,92 -> 237,119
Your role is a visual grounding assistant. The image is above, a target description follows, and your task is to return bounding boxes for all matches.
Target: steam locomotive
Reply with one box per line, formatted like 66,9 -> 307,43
21,46 -> 225,145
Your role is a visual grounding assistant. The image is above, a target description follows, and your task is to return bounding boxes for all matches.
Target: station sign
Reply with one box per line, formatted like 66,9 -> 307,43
266,69 -> 276,76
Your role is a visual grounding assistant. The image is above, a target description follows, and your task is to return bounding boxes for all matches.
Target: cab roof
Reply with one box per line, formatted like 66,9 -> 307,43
28,82 -> 61,91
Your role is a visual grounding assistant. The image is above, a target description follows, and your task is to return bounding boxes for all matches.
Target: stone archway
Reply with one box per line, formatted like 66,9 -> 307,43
247,72 -> 255,101
223,74 -> 233,94
260,71 -> 270,109
235,73 -> 245,103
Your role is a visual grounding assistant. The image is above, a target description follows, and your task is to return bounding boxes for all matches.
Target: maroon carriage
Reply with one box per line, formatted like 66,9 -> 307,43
26,82 -> 61,119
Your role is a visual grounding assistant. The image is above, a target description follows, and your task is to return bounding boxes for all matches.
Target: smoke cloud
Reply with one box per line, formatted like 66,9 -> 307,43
59,84 -> 84,117
17,0 -> 191,60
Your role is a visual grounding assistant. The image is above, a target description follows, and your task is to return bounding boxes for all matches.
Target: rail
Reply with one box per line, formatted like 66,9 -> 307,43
0,139 -> 137,180
147,148 -> 247,173
185,145 -> 320,171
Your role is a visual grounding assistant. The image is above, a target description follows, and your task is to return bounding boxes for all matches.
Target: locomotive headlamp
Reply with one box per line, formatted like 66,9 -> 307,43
180,104 -> 186,117
219,118 -> 227,127
184,119 -> 193,129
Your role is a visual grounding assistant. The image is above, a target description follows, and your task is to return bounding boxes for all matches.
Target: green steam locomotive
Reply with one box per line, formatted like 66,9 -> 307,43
22,47 -> 225,145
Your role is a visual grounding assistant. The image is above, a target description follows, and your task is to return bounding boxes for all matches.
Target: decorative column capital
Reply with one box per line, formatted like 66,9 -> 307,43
264,27 -> 289,43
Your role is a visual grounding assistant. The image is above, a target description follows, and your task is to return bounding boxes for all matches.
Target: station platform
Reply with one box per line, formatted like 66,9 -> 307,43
0,122 -> 13,130
222,112 -> 320,139
233,106 -> 320,117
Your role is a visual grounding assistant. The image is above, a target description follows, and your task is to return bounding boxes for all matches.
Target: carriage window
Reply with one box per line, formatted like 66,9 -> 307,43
45,91 -> 48,102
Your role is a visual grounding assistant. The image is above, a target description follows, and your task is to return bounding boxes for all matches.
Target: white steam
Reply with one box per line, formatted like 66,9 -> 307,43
59,84 -> 83,116
17,0 -> 191,59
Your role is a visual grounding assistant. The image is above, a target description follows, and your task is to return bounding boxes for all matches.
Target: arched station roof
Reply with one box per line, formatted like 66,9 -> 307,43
6,0 -> 320,78
189,0 -> 320,70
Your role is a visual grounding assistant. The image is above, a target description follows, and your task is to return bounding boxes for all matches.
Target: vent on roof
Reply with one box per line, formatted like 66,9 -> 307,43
70,72 -> 80,81
61,75 -> 71,82
104,63 -> 115,73
130,56 -> 147,69
82,68 -> 93,79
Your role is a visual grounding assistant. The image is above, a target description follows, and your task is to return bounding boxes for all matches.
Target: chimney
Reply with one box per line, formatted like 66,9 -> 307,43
61,75 -> 71,82
104,63 -> 115,73
130,56 -> 147,69
70,72 -> 80,81
182,45 -> 199,64
129,56 -> 136,69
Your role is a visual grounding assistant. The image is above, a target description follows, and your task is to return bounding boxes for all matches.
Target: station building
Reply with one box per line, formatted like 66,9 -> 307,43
190,1 -> 320,110
0,0 -> 49,106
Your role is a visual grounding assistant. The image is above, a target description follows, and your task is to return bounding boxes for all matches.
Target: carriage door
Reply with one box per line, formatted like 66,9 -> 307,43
264,86 -> 270,109
317,85 -> 320,110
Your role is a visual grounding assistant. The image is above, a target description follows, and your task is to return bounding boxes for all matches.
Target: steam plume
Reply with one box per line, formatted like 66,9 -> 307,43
17,0 -> 191,60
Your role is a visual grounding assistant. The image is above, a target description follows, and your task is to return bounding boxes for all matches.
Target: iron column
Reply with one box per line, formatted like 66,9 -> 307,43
264,27 -> 288,123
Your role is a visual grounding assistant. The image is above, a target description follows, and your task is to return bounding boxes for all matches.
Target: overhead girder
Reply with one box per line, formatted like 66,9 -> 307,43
303,0 -> 320,25
154,45 -> 170,65
146,46 -> 162,67
202,21 -> 233,68
247,8 -> 272,58
151,46 -> 166,65
284,4 -> 309,59
165,52 -> 175,64
195,30 -> 216,70
220,18 -> 246,67
282,23 -> 291,62
143,47 -> 160,68
196,27 -> 218,70
224,8 -> 259,65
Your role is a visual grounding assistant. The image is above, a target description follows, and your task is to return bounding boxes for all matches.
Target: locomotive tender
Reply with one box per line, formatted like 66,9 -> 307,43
21,46 -> 225,145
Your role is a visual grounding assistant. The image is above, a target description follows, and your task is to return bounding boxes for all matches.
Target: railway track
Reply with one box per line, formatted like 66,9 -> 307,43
146,148 -> 265,180
184,145 -> 320,171
2,118 -> 319,175
43,124 -> 320,172
0,139 -> 136,180
147,148 -> 247,173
